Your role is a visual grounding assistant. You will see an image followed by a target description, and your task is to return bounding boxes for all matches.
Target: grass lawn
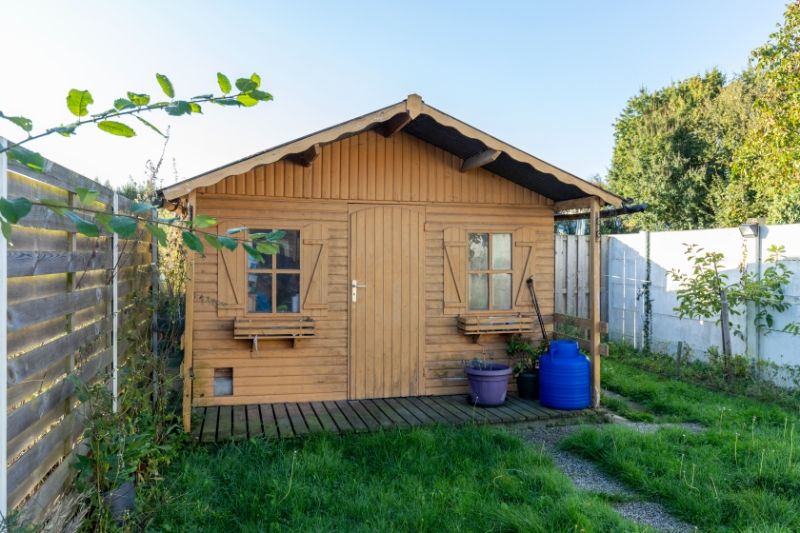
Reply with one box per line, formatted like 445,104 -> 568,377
562,358 -> 800,532
140,425 -> 642,532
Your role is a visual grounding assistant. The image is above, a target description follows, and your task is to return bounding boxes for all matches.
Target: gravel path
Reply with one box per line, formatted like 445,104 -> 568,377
513,423 -> 697,533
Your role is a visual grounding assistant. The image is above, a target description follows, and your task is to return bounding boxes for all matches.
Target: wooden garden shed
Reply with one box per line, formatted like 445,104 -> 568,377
159,95 -> 624,431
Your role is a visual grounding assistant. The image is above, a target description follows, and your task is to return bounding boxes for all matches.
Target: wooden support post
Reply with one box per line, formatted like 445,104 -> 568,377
182,192 -> 196,432
112,192 -> 119,413
0,138 -> 9,516
286,143 -> 321,167
460,149 -> 501,172
377,112 -> 412,137
589,196 -> 602,407
151,208 -> 159,408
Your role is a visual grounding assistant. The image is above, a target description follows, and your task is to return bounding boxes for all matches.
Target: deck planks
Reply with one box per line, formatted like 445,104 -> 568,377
193,396 -> 596,442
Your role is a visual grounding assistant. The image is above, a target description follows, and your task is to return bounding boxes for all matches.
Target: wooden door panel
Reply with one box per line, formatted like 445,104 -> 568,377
349,205 -> 424,399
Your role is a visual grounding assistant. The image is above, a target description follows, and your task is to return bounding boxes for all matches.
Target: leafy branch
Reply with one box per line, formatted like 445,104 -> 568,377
0,71 -> 281,263
0,71 -> 272,172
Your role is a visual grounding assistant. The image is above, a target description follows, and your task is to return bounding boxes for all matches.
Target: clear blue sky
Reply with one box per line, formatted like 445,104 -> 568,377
0,0 -> 788,189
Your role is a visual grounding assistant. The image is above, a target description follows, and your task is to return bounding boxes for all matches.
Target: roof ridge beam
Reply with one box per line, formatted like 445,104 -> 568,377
460,149 -> 501,173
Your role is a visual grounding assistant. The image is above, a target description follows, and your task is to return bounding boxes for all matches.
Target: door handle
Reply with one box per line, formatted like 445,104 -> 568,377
351,279 -> 366,303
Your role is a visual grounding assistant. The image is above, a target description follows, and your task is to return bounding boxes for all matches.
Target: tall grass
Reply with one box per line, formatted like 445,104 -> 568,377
139,425 -> 643,532
563,359 -> 800,531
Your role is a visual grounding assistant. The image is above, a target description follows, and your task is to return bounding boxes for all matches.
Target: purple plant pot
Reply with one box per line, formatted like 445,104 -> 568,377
465,363 -> 512,406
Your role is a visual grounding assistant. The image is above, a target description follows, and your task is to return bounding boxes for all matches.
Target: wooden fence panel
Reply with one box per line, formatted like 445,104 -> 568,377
2,142 -> 152,523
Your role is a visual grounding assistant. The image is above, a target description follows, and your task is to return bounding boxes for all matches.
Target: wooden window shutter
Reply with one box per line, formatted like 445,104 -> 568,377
443,227 -> 467,315
217,221 -> 246,318
513,227 -> 537,309
301,222 -> 328,316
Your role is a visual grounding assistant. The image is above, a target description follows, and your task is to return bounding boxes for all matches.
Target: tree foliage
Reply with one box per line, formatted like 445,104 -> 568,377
608,2 -> 800,230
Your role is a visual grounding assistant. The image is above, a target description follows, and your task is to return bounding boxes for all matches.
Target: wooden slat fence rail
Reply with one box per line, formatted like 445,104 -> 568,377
554,234 -> 609,323
1,139 -> 153,523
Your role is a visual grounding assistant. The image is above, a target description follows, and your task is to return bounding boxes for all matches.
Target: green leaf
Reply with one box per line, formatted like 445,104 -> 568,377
265,229 -> 285,241
66,89 -> 93,117
193,214 -> 217,229
156,73 -> 175,98
164,101 -> 191,116
218,235 -> 238,251
242,243 -> 262,262
1,220 -> 11,241
204,234 -> 224,250
250,90 -> 273,102
213,98 -> 243,107
127,92 -> 151,106
191,94 -> 213,100
144,223 -> 168,246
0,197 -> 32,224
114,98 -> 135,111
52,124 -> 77,137
75,187 -> 99,206
0,112 -> 33,132
250,73 -> 261,88
133,115 -> 166,138
182,231 -> 204,254
109,215 -> 138,238
8,147 -> 44,172
236,94 -> 259,107
226,226 -> 247,234
130,201 -> 153,214
95,212 -> 113,233
189,102 -> 202,114
65,211 -> 100,237
235,78 -> 258,93
97,120 -> 136,138
217,73 -> 232,94
256,242 -> 279,255
41,197 -> 69,215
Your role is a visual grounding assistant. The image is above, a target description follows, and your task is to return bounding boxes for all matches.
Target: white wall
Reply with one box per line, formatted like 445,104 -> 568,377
604,224 -> 800,370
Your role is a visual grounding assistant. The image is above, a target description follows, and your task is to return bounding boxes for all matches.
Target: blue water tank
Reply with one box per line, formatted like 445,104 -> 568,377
539,340 -> 591,410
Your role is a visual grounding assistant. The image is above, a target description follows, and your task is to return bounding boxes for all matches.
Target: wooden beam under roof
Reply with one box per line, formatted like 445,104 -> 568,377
285,143 -> 321,167
460,149 -> 501,173
377,112 -> 412,137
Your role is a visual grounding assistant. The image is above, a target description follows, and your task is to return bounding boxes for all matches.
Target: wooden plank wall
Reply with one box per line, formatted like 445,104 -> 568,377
4,156 -> 151,521
203,130 -> 551,206
193,129 -> 555,405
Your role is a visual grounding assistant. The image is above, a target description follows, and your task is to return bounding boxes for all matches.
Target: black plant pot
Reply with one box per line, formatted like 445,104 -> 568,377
516,371 -> 539,400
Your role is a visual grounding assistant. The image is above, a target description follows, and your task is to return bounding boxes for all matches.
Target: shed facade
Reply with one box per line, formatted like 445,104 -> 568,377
161,95 -> 623,430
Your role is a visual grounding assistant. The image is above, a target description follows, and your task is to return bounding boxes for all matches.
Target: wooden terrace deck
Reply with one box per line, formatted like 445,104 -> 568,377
192,395 -> 597,442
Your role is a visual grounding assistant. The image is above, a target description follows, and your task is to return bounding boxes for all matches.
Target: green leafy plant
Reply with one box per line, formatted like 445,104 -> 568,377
506,335 -> 546,377
670,243 -> 800,380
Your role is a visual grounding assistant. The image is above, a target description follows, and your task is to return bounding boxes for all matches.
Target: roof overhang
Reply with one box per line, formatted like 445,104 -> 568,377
160,94 -> 624,207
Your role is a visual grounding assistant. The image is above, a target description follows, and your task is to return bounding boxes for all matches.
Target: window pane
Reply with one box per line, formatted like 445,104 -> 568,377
248,228 -> 272,269
492,273 -> 512,310
469,273 -> 489,310
276,229 -> 300,269
468,233 -> 489,270
248,273 -> 272,312
492,233 -> 512,270
276,273 -> 300,313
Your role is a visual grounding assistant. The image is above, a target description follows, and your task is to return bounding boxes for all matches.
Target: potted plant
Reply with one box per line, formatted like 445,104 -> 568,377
464,355 -> 512,406
507,335 -> 546,400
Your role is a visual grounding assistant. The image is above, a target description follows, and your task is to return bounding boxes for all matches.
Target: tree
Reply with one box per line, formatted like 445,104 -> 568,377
730,1 -> 800,225
607,70 -> 755,231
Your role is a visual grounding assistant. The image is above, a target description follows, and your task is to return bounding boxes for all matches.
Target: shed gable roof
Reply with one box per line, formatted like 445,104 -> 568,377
160,94 -> 624,207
